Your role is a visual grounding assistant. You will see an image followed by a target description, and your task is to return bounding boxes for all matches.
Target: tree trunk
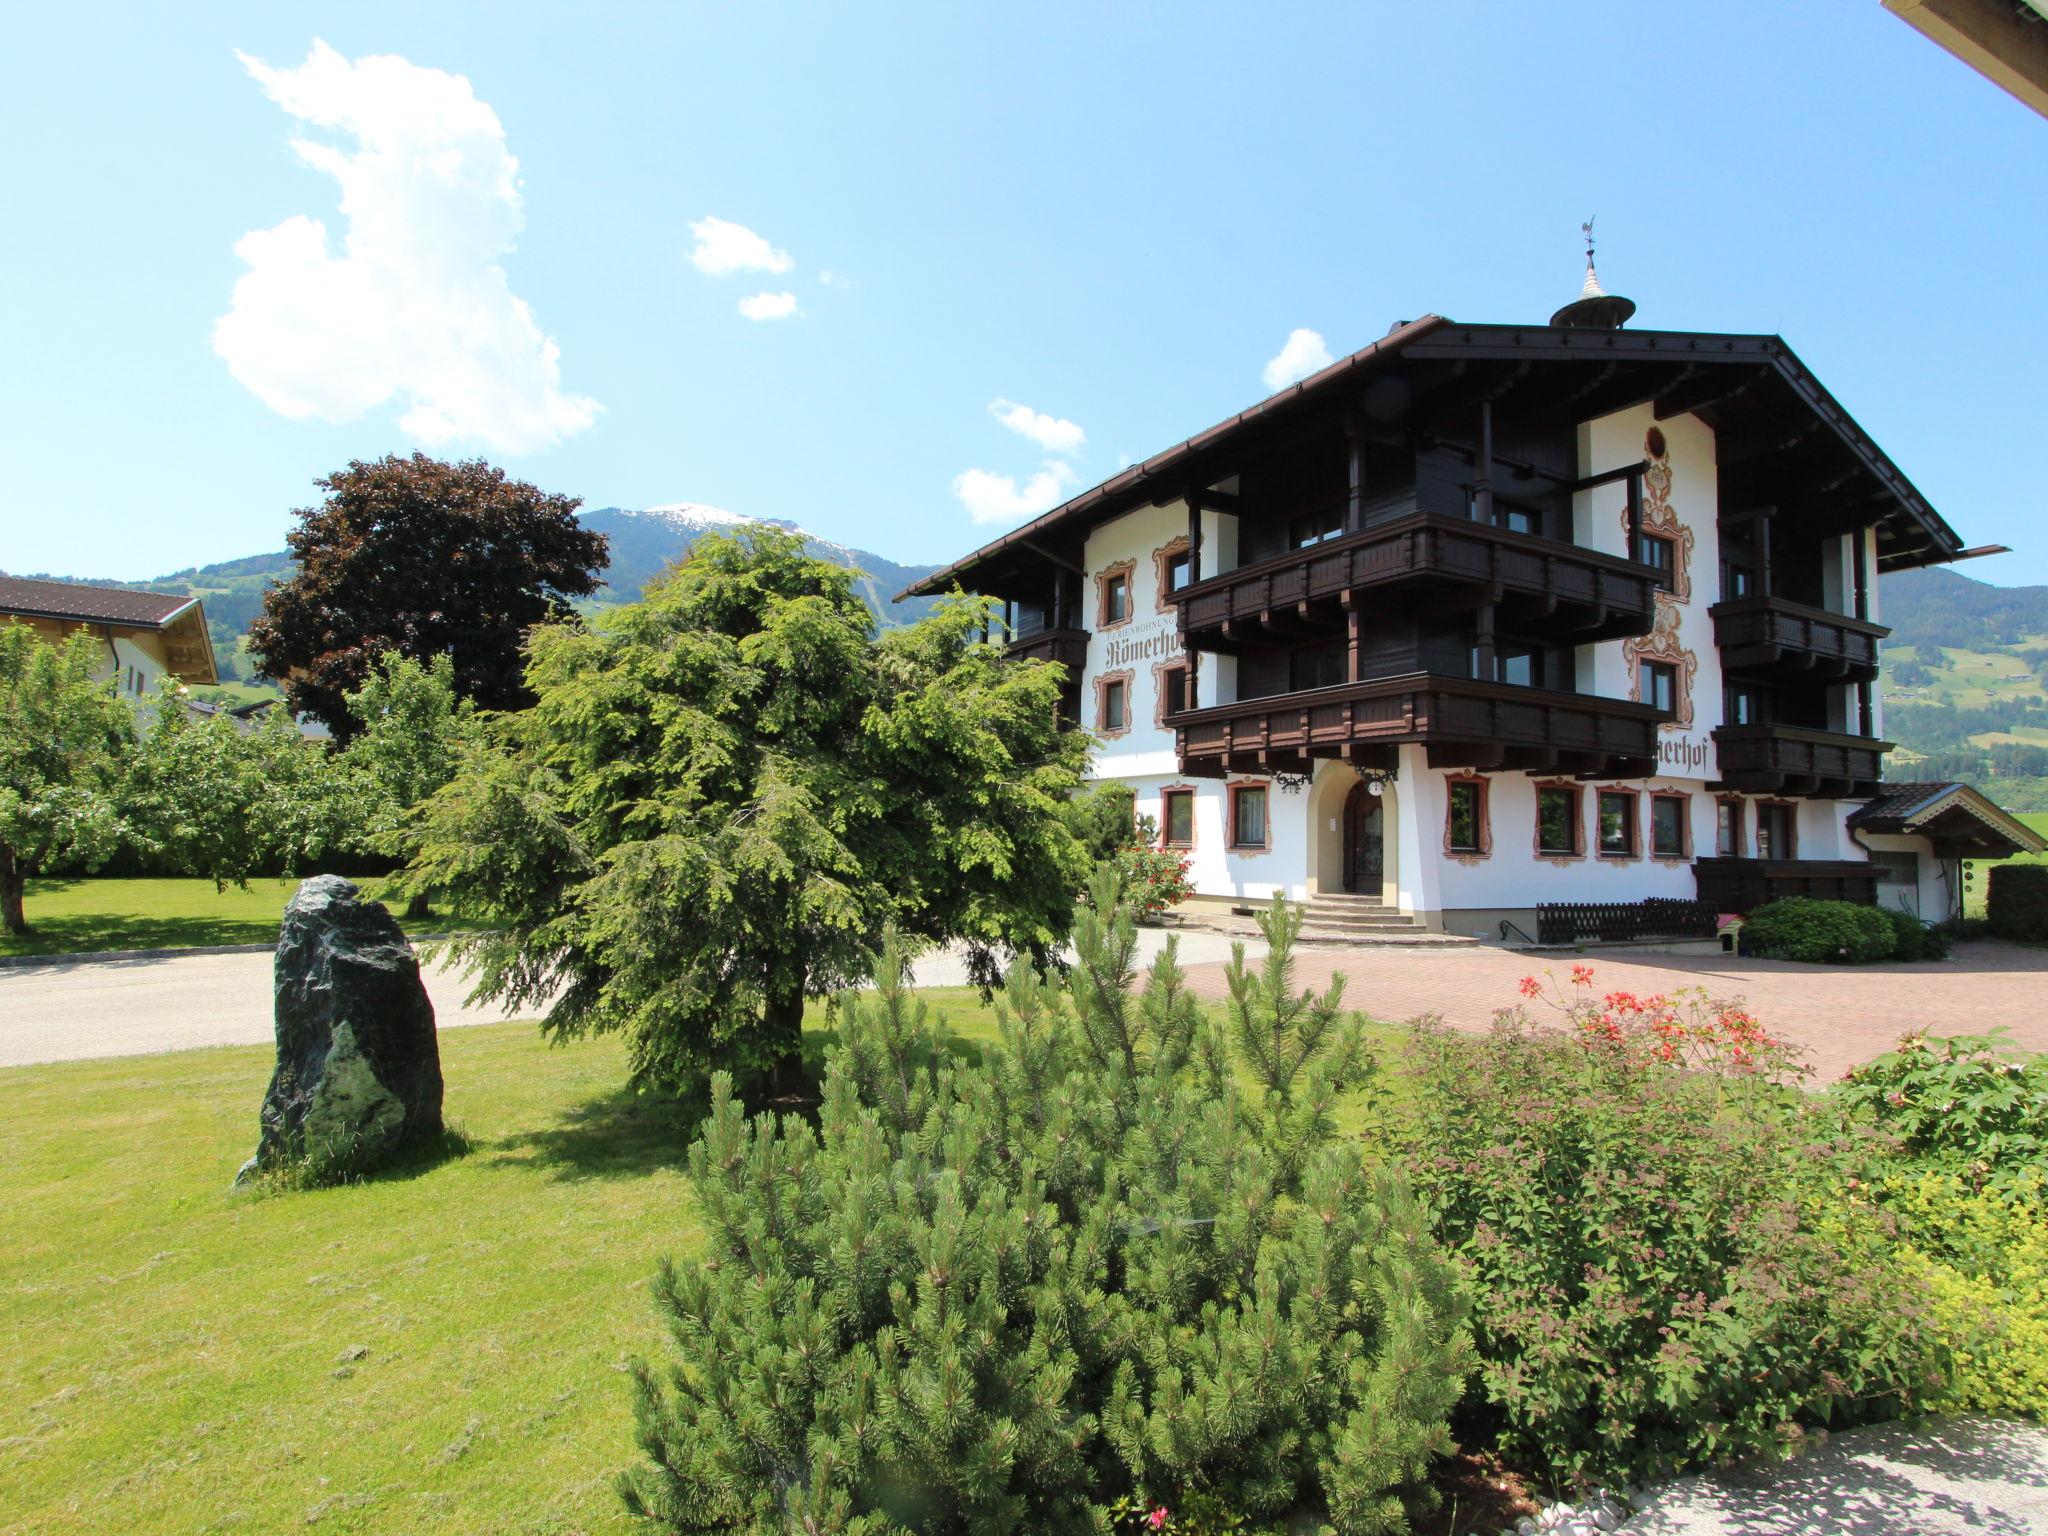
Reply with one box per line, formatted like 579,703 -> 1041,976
403,890 -> 434,922
0,849 -> 28,937
759,979 -> 809,1105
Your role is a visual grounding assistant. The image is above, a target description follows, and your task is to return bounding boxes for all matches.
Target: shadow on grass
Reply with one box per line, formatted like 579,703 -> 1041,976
0,913 -> 284,958
488,1085 -> 700,1182
240,1124 -> 478,1197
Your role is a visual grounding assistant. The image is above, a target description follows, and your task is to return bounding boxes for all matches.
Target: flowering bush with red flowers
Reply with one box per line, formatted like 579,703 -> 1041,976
1397,967 -> 1942,1488
1115,841 -> 1193,915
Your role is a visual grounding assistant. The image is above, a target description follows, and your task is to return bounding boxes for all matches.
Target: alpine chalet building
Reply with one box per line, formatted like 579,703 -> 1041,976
906,277 -> 2043,939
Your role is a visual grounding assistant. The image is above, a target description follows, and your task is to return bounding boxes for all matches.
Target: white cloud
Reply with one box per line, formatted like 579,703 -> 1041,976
213,39 -> 599,454
988,398 -> 1086,456
688,215 -> 794,276
817,268 -> 854,288
1261,327 -> 1336,391
737,290 -> 800,321
952,461 -> 1079,524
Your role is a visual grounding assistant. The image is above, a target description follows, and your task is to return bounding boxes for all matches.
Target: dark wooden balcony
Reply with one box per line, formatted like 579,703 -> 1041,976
1171,513 -> 1660,646
1711,596 -> 1887,680
1004,626 -> 1088,673
1712,725 -> 1890,797
1693,858 -> 1879,914
1167,672 -> 1664,778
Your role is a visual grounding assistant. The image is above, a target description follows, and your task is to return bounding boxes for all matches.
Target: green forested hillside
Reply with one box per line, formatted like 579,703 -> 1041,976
11,506 -> 940,707
1879,566 -> 2048,810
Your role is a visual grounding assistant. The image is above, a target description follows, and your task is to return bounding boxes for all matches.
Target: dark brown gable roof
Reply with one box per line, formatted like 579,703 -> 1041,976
901,314 -> 1965,600
901,315 -> 1453,600
0,574 -> 198,628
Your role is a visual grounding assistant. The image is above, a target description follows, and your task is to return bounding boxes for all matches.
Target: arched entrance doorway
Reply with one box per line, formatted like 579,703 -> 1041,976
1341,782 -> 1385,895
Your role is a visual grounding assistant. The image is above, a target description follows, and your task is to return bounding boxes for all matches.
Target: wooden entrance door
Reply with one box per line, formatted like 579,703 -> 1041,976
1342,783 -> 1384,895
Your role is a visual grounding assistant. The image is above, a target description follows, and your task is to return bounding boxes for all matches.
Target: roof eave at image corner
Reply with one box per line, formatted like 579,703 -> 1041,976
900,316 -> 1965,600
896,314 -> 1455,601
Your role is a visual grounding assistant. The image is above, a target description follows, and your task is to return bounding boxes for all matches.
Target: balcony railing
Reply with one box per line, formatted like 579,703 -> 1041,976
1167,672 -> 1664,776
1004,626 -> 1088,673
1712,724 -> 1890,795
1694,857 -> 1880,914
1171,513 -> 1660,643
1711,596 -> 1887,679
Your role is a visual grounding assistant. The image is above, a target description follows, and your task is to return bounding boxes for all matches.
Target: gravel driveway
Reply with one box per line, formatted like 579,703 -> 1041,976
0,948 -> 526,1068
2,931 -> 2039,1077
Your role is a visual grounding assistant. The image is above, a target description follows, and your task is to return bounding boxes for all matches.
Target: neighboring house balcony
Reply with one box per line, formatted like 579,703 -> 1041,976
1711,724 -> 1890,798
1693,857 -> 1880,914
1710,595 -> 1887,681
1170,513 -> 1661,650
1167,672 -> 1664,779
1003,625 -> 1089,673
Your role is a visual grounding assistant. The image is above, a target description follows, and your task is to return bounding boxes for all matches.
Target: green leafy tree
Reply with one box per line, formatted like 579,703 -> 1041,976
249,453 -> 609,740
0,625 -> 133,934
405,528 -> 1091,1096
341,651 -> 476,916
622,872 -> 1470,1533
123,688 -> 352,890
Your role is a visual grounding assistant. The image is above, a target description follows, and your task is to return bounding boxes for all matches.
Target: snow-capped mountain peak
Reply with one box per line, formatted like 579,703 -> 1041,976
632,502 -> 802,536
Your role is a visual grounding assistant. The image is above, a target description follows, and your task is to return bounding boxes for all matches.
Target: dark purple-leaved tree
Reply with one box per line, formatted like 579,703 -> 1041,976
249,453 -> 609,740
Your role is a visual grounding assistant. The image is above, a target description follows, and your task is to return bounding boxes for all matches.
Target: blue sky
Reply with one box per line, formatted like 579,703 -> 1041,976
5,3 -> 2044,585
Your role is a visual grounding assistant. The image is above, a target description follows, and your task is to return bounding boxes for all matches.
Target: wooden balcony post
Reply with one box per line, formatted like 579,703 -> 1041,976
1347,607 -> 1361,684
1625,467 -> 1644,557
1475,603 -> 1497,682
1344,410 -> 1365,534
1473,400 -> 1495,524
1851,528 -> 1869,622
1187,491 -> 1204,585
1755,512 -> 1773,599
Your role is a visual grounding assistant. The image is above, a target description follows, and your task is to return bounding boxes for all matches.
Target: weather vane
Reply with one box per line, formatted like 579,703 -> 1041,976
1583,216 -> 1597,270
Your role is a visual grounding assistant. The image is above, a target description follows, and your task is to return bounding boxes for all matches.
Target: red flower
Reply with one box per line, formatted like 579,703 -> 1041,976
1570,963 -> 1595,986
1519,975 -> 1544,998
1148,1508 -> 1169,1530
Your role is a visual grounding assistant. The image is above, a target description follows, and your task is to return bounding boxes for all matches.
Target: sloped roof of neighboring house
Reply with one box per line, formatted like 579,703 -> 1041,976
902,314 -> 1971,601
0,574 -> 199,628
0,574 -> 219,685
1850,781 -> 2048,857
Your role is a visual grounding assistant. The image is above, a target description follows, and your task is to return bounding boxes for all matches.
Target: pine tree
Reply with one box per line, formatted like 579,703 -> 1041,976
623,872 -> 1471,1533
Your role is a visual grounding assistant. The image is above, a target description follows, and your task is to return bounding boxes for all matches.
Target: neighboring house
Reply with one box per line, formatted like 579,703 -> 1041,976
1884,0 -> 2048,120
906,275 -> 2041,935
0,574 -> 219,701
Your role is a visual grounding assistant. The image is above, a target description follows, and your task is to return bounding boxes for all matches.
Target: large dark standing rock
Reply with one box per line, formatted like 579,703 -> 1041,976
237,876 -> 444,1183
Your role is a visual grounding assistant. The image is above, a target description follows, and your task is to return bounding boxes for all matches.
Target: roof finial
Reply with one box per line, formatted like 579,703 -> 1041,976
1551,215 -> 1634,329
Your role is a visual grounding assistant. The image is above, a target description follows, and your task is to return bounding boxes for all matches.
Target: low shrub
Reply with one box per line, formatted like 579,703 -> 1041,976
1988,863 -> 2048,942
1881,906 -> 1952,962
1062,781 -> 1140,867
622,876 -> 1472,1534
1400,967 -> 1941,1487
1115,841 -> 1193,914
1833,1029 -> 2048,1188
1743,897 -> 1895,965
1889,1171 -> 2048,1420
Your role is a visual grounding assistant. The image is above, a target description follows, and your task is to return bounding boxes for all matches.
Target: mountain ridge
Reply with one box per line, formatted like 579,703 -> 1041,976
8,503 -> 946,685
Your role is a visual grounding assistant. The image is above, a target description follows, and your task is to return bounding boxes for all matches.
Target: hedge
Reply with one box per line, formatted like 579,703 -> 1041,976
1988,864 -> 2048,942
1743,896 -> 1895,965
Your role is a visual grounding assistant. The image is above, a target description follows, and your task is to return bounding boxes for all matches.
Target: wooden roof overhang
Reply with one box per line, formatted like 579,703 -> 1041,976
901,317 -> 1967,603
1850,781 -> 2048,859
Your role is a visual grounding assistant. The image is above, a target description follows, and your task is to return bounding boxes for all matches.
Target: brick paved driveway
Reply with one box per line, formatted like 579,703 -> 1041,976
1178,940 -> 2048,1082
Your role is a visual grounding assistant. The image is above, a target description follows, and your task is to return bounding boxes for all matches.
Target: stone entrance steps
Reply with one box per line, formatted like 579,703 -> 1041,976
1295,893 -> 1479,947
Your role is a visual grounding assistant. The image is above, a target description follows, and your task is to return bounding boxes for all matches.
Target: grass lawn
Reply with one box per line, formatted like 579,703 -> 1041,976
1,878 -> 435,961
0,984 -> 1407,1535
